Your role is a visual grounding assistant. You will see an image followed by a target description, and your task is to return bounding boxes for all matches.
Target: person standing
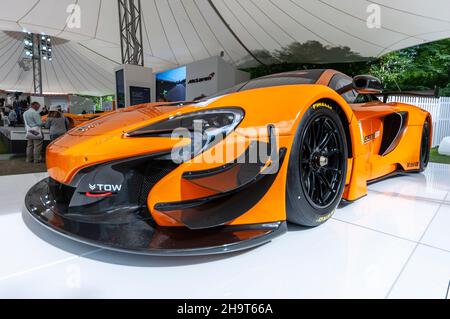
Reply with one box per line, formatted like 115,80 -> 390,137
44,106 -> 69,141
14,104 -> 21,124
1,110 -> 9,127
8,109 -> 17,127
23,102 -> 44,164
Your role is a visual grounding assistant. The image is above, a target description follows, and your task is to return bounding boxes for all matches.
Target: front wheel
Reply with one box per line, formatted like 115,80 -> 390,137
286,103 -> 348,227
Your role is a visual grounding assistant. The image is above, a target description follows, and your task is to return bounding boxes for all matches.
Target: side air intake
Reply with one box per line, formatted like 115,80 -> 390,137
379,112 -> 409,156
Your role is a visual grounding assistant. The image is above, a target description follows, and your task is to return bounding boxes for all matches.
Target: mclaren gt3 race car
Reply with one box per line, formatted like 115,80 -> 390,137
25,69 -> 432,256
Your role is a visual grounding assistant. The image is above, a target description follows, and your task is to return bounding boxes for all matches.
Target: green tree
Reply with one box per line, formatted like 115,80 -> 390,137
242,38 -> 450,96
370,39 -> 450,95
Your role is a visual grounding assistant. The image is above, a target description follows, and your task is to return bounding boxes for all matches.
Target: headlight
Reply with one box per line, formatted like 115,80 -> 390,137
125,108 -> 245,154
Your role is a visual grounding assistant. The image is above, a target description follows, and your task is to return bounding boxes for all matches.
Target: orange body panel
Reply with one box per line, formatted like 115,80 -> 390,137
45,75 -> 431,228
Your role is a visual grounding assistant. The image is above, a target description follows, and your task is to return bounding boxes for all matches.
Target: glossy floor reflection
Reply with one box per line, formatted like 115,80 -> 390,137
0,164 -> 449,299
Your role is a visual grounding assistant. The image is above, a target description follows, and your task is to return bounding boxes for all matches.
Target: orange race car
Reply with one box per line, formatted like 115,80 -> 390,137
25,69 -> 432,256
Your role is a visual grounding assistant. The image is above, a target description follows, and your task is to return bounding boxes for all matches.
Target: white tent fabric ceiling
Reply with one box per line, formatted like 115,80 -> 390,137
0,0 -> 449,96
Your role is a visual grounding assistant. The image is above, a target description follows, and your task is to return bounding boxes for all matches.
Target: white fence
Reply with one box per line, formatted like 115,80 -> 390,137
386,96 -> 450,147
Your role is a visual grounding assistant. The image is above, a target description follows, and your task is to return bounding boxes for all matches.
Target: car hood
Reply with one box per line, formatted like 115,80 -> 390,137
67,103 -> 188,137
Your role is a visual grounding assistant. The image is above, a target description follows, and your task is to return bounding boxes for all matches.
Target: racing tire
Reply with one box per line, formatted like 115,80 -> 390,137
419,120 -> 431,172
286,102 -> 348,227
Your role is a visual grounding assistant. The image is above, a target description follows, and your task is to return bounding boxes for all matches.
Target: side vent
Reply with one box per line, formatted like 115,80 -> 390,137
379,112 -> 409,156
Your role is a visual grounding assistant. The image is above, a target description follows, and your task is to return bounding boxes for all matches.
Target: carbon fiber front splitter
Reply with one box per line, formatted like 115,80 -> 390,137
25,178 -> 287,256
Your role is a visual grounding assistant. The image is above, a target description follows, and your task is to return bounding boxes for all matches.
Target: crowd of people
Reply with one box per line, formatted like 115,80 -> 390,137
0,99 -> 27,127
1,101 -> 69,164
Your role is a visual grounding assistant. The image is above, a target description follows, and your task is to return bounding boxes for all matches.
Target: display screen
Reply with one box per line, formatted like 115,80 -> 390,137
130,86 -> 151,106
116,69 -> 125,109
156,66 -> 186,102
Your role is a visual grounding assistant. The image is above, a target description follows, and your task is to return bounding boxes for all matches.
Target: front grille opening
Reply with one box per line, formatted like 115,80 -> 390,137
137,160 -> 179,206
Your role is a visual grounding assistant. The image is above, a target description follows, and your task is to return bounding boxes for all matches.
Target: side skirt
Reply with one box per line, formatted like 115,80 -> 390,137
367,168 -> 421,186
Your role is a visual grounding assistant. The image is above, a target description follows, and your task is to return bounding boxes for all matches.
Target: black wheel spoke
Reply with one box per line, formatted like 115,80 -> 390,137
308,173 -> 315,198
323,166 -> 340,174
316,172 -> 323,202
311,122 -> 317,149
304,140 -> 312,153
318,172 -> 333,192
318,131 -> 332,152
325,149 -> 340,157
305,169 -> 312,181
316,119 -> 326,145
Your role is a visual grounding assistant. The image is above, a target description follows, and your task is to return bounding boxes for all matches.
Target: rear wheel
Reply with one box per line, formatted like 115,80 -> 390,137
419,121 -> 431,172
286,103 -> 348,227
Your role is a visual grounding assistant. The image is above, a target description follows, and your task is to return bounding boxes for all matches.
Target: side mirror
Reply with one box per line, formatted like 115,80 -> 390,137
353,75 -> 383,94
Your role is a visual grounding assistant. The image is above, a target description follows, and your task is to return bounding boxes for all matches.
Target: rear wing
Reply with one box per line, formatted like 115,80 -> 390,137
380,88 -> 439,103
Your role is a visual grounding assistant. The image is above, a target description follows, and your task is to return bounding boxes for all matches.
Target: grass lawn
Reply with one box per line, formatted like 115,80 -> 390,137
430,147 -> 450,165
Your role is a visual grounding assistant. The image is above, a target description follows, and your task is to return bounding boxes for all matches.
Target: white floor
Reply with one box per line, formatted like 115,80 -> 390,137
0,164 -> 449,299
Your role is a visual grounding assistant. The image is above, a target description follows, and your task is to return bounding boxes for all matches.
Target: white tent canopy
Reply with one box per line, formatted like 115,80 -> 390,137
0,0 -> 449,96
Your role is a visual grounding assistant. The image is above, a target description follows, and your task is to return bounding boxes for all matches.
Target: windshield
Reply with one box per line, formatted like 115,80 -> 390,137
205,69 -> 326,100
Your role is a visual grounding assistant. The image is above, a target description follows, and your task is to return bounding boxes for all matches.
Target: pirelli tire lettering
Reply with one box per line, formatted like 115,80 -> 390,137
312,102 -> 333,111
316,211 -> 335,224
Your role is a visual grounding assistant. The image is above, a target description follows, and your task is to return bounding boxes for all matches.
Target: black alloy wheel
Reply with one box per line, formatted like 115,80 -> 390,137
300,115 -> 345,209
286,103 -> 348,227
